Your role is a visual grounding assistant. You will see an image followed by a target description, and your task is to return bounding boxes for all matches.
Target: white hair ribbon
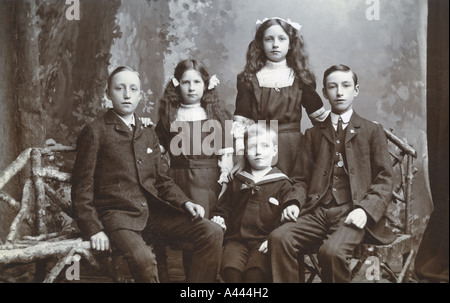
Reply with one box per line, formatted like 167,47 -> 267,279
171,76 -> 179,87
256,17 -> 302,31
208,75 -> 220,90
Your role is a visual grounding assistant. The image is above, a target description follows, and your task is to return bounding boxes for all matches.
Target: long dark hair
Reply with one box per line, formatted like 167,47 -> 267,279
158,59 -> 230,134
242,18 -> 317,89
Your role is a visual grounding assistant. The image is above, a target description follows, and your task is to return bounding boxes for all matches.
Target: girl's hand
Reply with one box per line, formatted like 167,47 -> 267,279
90,231 -> 110,251
281,205 -> 300,223
139,117 -> 153,127
184,201 -> 205,220
258,240 -> 268,254
211,216 -> 227,231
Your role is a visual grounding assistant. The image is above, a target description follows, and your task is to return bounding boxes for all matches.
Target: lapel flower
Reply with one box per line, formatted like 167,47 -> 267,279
208,75 -> 220,90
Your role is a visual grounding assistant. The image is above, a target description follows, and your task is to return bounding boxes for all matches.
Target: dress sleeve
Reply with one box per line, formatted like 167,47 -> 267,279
155,120 -> 169,154
234,73 -> 257,122
302,84 -> 329,124
217,149 -> 234,184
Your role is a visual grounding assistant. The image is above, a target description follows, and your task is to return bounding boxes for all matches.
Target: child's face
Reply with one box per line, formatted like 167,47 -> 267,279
323,71 -> 359,115
246,133 -> 278,171
263,25 -> 290,63
107,70 -> 141,117
179,69 -> 205,105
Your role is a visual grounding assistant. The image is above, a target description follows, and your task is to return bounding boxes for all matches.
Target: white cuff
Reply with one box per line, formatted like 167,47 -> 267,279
309,107 -> 330,123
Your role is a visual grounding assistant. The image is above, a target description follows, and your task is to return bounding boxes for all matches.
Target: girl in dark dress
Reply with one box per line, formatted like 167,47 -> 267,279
232,17 -> 329,177
156,59 -> 233,218
156,59 -> 233,279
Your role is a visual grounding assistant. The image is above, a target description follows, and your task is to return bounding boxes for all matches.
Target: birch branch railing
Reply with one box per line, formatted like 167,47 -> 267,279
0,145 -> 99,283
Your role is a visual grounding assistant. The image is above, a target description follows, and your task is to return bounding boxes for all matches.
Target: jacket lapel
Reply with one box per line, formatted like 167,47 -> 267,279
320,116 -> 334,144
134,114 -> 145,140
104,109 -> 129,133
345,112 -> 362,144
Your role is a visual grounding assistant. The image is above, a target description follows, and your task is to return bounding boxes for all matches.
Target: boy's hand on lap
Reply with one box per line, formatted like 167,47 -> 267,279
345,208 -> 367,229
281,205 -> 300,223
90,231 -> 110,251
211,216 -> 227,231
258,240 -> 268,254
184,201 -> 205,220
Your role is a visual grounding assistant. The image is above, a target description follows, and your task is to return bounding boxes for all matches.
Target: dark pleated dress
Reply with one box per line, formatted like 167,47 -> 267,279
234,73 -> 324,177
156,119 -> 222,217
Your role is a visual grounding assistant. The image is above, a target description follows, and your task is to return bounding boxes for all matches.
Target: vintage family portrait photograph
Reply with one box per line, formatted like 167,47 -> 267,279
0,0 -> 448,294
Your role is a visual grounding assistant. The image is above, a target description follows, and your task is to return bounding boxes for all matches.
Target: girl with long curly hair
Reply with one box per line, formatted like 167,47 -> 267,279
156,59 -> 233,218
232,17 -> 329,177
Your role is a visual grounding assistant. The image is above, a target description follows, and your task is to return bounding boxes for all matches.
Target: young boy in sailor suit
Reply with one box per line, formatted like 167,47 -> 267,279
211,123 -> 293,283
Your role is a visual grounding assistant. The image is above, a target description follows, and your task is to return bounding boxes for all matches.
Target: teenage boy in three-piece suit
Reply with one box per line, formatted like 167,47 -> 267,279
269,64 -> 395,282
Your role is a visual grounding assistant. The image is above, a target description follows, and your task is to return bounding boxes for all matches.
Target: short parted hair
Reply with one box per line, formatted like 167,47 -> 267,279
107,66 -> 141,91
244,123 -> 278,147
323,64 -> 358,87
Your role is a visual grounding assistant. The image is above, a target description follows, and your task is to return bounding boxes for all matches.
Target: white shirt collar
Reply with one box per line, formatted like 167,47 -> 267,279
330,109 -> 353,129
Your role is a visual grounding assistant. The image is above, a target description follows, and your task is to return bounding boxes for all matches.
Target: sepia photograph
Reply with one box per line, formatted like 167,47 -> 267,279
0,0 -> 448,293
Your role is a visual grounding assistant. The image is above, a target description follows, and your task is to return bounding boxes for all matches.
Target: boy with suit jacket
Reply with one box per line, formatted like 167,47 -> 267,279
71,66 -> 223,282
269,64 -> 395,282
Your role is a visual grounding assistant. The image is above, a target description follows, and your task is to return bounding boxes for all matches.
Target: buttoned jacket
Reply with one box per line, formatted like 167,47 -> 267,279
71,109 -> 190,237
286,112 -> 395,244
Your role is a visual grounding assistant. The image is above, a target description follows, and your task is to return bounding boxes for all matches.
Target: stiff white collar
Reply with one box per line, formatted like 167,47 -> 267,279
330,109 -> 353,130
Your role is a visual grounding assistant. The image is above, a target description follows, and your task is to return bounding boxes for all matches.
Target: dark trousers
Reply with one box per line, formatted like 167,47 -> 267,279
110,229 -> 159,282
269,203 -> 365,282
221,240 -> 271,282
146,204 -> 223,283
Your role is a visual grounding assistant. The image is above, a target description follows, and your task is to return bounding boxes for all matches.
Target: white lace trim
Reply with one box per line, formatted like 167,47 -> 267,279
176,103 -> 207,121
256,60 -> 295,89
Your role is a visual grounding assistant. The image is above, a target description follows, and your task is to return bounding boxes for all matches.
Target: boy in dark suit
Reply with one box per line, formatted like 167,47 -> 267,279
211,123 -> 293,283
269,64 -> 395,282
71,66 -> 223,282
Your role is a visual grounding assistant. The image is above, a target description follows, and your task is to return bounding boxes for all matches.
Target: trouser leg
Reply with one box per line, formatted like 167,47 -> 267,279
269,211 -> 328,282
110,229 -> 159,283
147,206 -> 223,283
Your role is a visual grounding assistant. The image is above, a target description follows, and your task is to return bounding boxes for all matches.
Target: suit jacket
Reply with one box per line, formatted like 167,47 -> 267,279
285,112 -> 395,244
71,109 -> 190,238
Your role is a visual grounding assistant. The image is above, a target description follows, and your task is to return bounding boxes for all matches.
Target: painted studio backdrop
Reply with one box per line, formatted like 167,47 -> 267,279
0,0 -> 432,277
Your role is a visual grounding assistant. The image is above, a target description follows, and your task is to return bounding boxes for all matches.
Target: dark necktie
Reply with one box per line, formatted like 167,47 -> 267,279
337,116 -> 343,135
